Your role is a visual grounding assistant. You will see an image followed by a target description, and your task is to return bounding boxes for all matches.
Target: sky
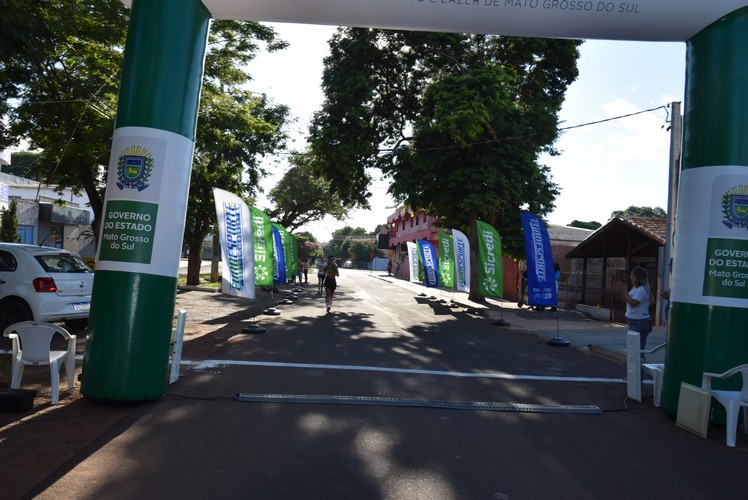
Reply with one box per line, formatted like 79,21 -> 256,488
247,22 -> 686,242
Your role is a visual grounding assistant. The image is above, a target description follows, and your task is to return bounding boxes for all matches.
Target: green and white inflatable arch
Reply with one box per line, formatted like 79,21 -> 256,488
83,0 -> 748,417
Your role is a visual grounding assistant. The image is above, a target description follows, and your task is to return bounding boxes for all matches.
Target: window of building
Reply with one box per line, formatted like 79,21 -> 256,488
49,225 -> 64,248
18,225 -> 33,245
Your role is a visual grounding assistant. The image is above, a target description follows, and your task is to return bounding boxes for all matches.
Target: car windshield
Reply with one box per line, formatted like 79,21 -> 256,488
36,254 -> 93,274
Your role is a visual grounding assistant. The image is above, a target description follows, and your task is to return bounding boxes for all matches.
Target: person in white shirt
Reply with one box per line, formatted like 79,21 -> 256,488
317,257 -> 326,294
622,266 -> 653,360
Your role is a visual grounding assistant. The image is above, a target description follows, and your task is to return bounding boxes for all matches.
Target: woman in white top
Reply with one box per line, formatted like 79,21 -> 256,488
317,257 -> 326,294
622,266 -> 653,357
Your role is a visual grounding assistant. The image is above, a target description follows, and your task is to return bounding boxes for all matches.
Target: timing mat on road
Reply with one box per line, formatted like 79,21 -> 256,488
235,392 -> 603,414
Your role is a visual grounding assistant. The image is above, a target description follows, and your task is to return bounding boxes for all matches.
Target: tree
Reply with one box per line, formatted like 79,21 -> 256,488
182,20 -> 290,285
349,240 -> 376,265
569,220 -> 601,230
0,3 -> 291,285
0,200 -> 20,242
0,0 -> 130,240
294,231 -> 322,262
611,206 -> 666,218
323,226 -> 370,260
1,151 -> 43,180
265,153 -> 348,231
309,30 -> 581,300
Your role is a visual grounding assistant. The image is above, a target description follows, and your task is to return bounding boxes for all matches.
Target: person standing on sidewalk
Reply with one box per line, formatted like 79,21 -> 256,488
324,255 -> 339,312
622,266 -> 653,360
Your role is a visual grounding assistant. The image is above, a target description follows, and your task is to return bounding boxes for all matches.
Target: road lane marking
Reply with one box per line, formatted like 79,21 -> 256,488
183,359 -> 625,384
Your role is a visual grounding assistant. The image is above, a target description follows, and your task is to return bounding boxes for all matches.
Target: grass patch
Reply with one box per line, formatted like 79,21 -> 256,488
178,274 -> 221,289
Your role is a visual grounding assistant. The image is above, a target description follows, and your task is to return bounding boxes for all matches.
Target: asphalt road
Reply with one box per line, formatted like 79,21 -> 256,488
23,270 -> 748,499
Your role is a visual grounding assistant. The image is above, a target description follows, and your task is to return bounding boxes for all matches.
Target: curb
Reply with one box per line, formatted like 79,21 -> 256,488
588,344 -> 626,364
178,285 -> 220,292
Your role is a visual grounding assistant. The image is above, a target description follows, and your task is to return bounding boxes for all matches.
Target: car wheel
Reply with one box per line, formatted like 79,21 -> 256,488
0,299 -> 33,331
64,318 -> 89,330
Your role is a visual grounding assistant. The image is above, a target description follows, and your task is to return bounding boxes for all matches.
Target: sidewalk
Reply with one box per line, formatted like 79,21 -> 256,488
375,272 -> 667,365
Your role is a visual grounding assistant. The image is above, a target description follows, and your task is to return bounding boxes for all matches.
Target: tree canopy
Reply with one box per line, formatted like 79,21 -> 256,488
0,2 -> 293,285
265,153 -> 348,232
294,231 -> 322,262
611,206 -> 667,218
308,29 -> 581,299
182,19 -> 290,284
323,226 -> 369,260
0,0 -> 129,229
568,220 -> 602,230
1,151 -> 43,180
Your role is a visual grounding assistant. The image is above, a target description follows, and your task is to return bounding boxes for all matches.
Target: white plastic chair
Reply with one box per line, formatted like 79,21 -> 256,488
3,321 -> 77,405
626,331 -> 666,405
169,309 -> 187,385
642,343 -> 667,407
701,363 -> 748,447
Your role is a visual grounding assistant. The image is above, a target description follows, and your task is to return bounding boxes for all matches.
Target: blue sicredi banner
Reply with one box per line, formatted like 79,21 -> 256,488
520,212 -> 557,307
417,239 -> 440,288
272,225 -> 286,285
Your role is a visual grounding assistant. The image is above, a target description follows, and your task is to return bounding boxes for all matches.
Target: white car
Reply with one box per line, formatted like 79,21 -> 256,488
0,243 -> 94,330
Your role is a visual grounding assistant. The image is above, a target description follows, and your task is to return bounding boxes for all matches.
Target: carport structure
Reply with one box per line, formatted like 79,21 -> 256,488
566,216 -> 666,323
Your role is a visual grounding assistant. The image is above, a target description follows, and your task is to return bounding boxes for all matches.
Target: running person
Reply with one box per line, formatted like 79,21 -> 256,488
316,256 -> 326,294
324,255 -> 339,312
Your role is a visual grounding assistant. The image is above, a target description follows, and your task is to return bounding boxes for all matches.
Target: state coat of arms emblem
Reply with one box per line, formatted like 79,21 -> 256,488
722,185 -> 748,229
117,146 -> 153,191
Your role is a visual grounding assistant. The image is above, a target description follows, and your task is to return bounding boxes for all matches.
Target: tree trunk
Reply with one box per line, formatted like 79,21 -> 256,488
186,242 -> 203,286
210,231 -> 220,282
84,177 -> 104,246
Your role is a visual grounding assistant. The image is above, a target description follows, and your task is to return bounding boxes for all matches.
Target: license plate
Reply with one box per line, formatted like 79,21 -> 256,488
72,302 -> 90,311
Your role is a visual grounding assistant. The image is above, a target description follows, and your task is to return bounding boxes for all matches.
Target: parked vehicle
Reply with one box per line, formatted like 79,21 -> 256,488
0,243 -> 94,330
343,260 -> 354,269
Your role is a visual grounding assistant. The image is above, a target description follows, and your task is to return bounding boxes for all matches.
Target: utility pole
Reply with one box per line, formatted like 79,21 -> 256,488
660,101 -> 682,326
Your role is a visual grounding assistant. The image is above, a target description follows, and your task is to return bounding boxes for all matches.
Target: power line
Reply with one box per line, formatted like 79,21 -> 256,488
283,104 -> 669,157
382,105 -> 669,154
16,95 -> 668,159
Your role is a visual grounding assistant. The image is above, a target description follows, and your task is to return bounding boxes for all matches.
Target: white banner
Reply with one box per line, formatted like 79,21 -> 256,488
175,0 -> 748,42
213,188 -> 255,299
672,166 -> 748,309
406,241 -> 420,283
96,126 -> 193,277
452,229 -> 471,293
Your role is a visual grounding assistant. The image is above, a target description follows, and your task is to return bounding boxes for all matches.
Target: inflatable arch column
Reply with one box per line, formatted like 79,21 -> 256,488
81,0 -> 211,401
662,7 -> 748,414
